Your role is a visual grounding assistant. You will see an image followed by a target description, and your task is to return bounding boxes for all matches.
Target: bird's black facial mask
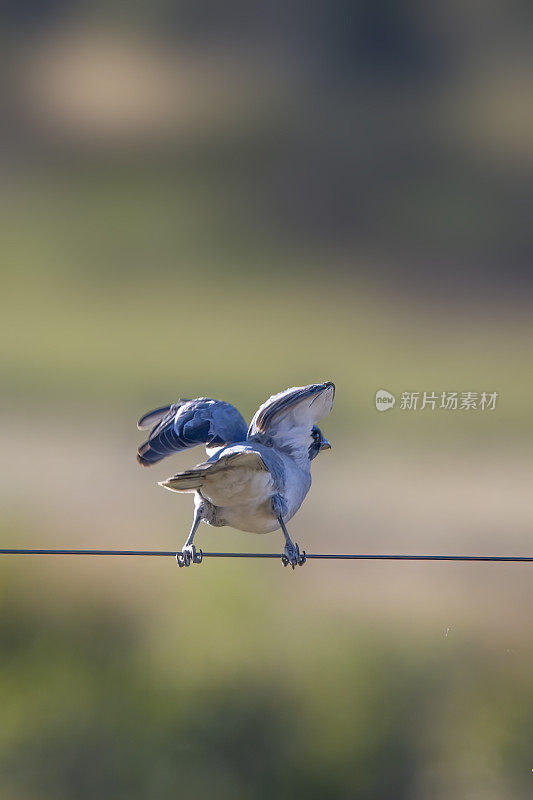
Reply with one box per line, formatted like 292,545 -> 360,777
308,426 -> 331,460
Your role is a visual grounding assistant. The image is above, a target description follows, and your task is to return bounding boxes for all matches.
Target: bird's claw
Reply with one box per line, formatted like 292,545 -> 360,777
282,542 -> 306,569
176,545 -> 203,567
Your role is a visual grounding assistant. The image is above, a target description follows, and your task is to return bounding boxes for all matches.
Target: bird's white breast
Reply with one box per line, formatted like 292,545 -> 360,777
220,457 -> 311,534
201,463 -> 277,533
221,501 -> 280,534
201,450 -> 312,535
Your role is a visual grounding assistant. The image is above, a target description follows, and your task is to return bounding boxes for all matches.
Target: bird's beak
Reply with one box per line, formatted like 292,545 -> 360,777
320,438 -> 331,450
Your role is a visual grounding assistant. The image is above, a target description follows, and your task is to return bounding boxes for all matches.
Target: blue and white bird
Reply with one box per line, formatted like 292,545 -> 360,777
137,382 -> 335,567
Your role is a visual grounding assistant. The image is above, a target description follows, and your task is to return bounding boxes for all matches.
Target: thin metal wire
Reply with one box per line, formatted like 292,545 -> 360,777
0,549 -> 533,562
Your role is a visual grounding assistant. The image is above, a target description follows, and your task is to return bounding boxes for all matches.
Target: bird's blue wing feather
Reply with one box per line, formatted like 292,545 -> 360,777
137,398 -> 248,466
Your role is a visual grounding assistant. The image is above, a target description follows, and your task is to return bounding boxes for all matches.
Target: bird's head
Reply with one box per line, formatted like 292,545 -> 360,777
308,425 -> 331,460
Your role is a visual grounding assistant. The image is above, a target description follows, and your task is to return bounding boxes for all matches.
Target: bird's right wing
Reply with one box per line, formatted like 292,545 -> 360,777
248,382 -> 335,458
137,398 -> 248,466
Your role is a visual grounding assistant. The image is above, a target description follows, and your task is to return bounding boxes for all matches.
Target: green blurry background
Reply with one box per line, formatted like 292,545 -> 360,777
1,3 -> 532,798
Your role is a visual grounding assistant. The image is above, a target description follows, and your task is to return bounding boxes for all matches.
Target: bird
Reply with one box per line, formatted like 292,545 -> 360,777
136,382 -> 335,568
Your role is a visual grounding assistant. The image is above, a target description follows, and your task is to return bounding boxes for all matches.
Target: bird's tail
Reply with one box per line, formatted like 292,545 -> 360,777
158,467 -> 208,493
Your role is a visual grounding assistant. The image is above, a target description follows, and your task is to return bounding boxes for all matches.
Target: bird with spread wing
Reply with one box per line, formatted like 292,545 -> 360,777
137,382 -> 335,568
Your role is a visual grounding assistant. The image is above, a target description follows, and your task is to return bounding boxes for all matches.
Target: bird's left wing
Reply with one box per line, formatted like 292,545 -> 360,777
137,398 -> 248,466
248,382 -> 335,458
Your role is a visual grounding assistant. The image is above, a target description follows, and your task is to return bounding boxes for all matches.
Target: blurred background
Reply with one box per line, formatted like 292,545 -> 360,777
1,2 -> 532,798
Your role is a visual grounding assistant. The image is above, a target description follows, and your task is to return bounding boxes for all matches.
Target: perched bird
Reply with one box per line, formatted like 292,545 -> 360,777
137,382 -> 335,567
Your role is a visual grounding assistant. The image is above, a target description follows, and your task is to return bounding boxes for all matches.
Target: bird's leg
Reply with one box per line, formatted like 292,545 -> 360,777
278,515 -> 306,569
176,504 -> 204,567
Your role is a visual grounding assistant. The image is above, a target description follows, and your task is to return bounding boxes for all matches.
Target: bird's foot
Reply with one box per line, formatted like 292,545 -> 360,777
282,542 -> 306,569
176,544 -> 203,567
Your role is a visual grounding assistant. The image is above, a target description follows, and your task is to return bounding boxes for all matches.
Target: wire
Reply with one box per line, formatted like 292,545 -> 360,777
0,549 -> 532,562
